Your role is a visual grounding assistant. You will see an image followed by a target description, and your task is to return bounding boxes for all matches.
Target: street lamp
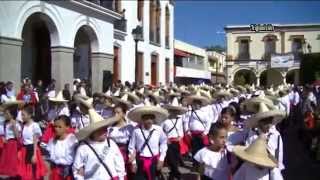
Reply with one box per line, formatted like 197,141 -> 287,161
132,25 -> 143,83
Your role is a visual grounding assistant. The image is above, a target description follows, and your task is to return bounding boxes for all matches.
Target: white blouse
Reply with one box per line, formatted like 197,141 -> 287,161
73,139 -> 125,180
194,147 -> 229,180
161,117 -> 184,138
22,122 -> 42,145
108,124 -> 134,145
4,122 -> 21,140
47,134 -> 78,165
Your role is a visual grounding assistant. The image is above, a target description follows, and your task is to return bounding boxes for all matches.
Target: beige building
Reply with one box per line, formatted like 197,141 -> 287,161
207,50 -> 226,83
225,23 -> 320,86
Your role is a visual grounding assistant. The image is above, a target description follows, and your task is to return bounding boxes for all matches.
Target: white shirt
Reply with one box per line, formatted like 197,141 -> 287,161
47,106 -> 70,121
4,122 -> 21,140
73,139 -> 125,180
128,125 -> 168,162
161,117 -> 184,138
0,113 -> 5,135
22,122 -> 42,145
47,134 -> 78,165
71,112 -> 90,131
194,147 -> 229,180
279,95 -> 290,116
47,90 -> 56,98
233,162 -> 270,180
184,108 -> 212,135
80,87 -> 87,97
108,124 -> 134,145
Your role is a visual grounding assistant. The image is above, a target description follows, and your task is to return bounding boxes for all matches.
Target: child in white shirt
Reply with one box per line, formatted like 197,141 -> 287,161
194,122 -> 232,180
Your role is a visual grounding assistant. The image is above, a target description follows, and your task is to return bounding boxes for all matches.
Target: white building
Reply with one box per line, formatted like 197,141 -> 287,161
225,23 -> 320,86
0,0 -> 174,92
174,39 -> 211,84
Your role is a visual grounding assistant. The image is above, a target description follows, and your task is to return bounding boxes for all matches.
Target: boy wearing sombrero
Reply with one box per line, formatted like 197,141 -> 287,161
241,102 -> 286,180
70,96 -> 93,131
127,104 -> 169,180
183,91 -> 213,167
233,135 -> 279,180
73,102 -> 125,180
162,97 -> 188,180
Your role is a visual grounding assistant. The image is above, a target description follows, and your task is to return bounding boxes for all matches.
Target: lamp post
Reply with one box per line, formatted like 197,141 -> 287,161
132,25 -> 143,83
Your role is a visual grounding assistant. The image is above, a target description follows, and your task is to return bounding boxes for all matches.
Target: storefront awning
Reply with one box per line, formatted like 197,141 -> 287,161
174,49 -> 189,57
175,66 -> 211,80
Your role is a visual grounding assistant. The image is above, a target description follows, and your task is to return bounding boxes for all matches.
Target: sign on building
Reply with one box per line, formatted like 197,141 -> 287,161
271,53 -> 294,68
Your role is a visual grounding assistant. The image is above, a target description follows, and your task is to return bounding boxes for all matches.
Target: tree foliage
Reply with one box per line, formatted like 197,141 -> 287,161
205,45 -> 226,53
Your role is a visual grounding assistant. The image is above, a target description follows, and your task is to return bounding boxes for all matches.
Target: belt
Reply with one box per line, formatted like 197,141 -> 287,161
168,137 -> 180,142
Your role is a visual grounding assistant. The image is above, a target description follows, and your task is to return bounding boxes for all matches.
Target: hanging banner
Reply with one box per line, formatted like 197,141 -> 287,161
271,53 -> 294,68
175,66 -> 211,79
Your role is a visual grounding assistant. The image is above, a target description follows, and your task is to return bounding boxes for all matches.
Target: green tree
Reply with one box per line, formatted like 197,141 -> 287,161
205,45 -> 226,53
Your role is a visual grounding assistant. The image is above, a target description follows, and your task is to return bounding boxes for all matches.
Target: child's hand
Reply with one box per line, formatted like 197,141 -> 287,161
156,161 -> 164,171
131,164 -> 137,173
31,155 -> 37,164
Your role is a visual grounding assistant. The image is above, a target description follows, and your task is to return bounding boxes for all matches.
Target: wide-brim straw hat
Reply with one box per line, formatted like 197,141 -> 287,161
125,91 -> 141,105
127,105 -> 169,124
0,99 -> 24,109
75,108 -> 119,141
111,93 -> 133,109
245,102 -> 286,128
214,90 -> 232,99
240,96 -> 275,113
162,97 -> 188,115
183,91 -> 210,106
49,91 -> 68,103
233,136 -> 278,168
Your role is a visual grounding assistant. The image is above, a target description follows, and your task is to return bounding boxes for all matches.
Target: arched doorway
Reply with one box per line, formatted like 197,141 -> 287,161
74,26 -> 98,90
233,69 -> 256,85
260,69 -> 283,87
21,13 -> 55,86
286,69 -> 300,85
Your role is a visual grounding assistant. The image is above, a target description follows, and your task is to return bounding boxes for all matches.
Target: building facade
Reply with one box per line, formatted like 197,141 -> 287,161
0,0 -> 174,92
174,39 -> 211,85
207,50 -> 226,83
225,23 -> 320,86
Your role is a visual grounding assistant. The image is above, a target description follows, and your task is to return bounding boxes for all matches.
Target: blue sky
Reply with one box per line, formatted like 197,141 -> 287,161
174,1 -> 320,48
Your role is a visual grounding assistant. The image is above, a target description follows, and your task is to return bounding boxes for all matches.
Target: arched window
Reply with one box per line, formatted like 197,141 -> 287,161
155,0 -> 161,44
149,0 -> 161,44
165,6 -> 170,48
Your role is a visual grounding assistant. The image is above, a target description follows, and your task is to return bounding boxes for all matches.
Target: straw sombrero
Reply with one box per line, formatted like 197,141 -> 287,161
126,91 -> 142,105
245,102 -> 286,128
49,91 -> 68,103
183,90 -> 210,106
240,96 -> 275,113
162,97 -> 188,115
148,90 -> 165,103
167,89 -> 180,98
233,136 -> 278,168
111,93 -> 133,109
0,98 -> 24,109
74,95 -> 94,109
75,108 -> 119,141
214,90 -> 232,99
127,104 -> 169,124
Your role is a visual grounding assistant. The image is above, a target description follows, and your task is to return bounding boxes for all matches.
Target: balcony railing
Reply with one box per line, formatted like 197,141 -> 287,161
114,17 -> 127,32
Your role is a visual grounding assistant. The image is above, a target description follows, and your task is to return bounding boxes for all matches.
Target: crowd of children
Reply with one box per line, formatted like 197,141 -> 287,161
0,82 -> 305,180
